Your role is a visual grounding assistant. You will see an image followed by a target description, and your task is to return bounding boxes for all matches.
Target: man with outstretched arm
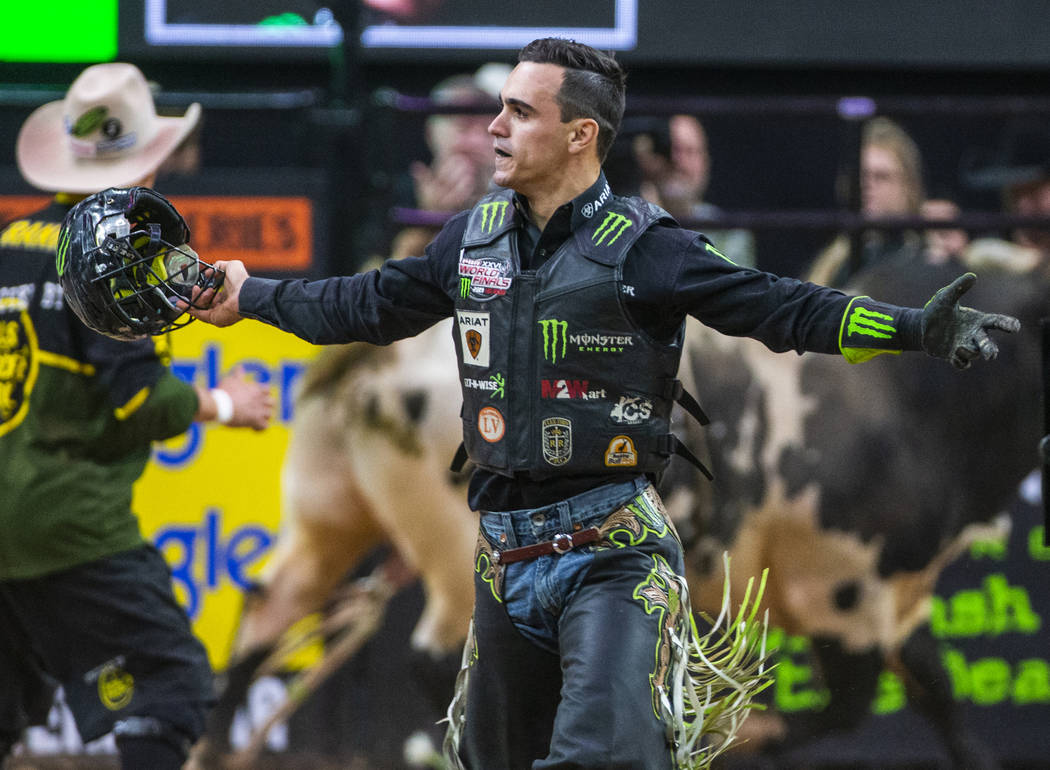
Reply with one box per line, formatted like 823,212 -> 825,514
183,38 -> 1017,769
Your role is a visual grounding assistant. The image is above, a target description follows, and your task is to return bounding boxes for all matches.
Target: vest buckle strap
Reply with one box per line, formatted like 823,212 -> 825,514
657,434 -> 715,481
663,378 -> 710,426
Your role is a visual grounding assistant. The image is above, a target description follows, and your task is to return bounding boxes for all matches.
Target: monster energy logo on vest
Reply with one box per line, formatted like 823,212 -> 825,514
539,319 -> 568,364
479,200 -> 509,234
593,212 -> 633,246
847,306 -> 896,340
539,318 -> 634,363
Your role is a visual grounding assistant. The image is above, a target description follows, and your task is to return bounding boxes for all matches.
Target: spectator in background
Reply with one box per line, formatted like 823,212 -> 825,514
388,64 -> 510,260
920,197 -> 970,266
1000,143 -> 1050,259
1,62 -> 273,769
807,116 -> 926,287
631,114 -> 756,267
961,121 -> 1050,275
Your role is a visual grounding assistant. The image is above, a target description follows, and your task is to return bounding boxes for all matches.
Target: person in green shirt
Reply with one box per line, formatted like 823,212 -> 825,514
0,62 -> 273,769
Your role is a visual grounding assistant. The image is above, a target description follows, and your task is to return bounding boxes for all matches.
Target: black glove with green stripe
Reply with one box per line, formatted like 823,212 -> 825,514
921,273 -> 1021,369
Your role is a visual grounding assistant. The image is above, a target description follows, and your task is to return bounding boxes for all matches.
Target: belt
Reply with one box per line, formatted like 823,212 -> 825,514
493,527 -> 601,565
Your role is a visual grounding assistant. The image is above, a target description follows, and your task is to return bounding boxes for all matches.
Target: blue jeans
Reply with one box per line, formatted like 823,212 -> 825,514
459,476 -> 689,769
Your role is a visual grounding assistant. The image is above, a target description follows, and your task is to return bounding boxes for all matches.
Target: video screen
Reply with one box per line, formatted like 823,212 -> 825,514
136,0 -> 635,59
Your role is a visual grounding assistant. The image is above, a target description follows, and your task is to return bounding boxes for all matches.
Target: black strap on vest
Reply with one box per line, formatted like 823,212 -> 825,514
450,442 -> 470,474
656,434 -> 714,481
663,378 -> 709,426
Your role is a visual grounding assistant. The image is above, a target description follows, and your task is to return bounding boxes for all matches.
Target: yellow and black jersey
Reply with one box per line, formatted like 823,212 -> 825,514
0,200 -> 198,580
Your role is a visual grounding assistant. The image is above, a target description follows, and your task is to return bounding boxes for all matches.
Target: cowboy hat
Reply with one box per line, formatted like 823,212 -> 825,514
16,62 -> 200,194
961,118 -> 1050,191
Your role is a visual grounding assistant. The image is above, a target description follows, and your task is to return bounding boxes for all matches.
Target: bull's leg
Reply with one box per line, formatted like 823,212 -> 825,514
893,624 -> 999,770
189,518 -> 384,768
190,633 -> 273,766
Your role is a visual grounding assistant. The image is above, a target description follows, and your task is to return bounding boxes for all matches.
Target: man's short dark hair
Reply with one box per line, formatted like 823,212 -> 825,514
518,37 -> 626,163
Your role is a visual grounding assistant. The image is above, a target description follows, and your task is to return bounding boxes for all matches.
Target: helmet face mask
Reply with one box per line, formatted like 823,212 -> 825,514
58,186 -> 221,340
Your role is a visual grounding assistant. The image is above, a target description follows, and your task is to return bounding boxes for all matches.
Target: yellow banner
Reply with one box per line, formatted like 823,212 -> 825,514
133,320 -> 321,668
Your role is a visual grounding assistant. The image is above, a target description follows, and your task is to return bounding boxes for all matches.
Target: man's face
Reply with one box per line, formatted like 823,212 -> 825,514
488,62 -> 574,196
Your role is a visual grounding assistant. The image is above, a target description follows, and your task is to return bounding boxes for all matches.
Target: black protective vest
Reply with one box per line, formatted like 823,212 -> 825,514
452,189 -> 709,480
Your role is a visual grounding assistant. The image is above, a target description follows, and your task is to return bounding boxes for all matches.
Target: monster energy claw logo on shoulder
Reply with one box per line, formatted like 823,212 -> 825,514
847,305 -> 896,340
593,212 -> 633,246
480,200 -> 509,234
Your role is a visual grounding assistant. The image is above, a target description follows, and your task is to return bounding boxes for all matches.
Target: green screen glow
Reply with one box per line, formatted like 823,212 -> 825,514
1,0 -> 117,62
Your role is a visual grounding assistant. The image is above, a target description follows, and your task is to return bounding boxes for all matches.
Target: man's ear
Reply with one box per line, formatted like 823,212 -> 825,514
568,118 -> 600,156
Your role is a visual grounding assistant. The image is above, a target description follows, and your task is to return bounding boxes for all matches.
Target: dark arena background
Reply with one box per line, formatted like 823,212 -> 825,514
2,2 -> 1050,768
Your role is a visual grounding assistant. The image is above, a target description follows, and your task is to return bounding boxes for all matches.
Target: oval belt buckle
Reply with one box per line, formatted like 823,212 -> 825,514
551,532 -> 574,554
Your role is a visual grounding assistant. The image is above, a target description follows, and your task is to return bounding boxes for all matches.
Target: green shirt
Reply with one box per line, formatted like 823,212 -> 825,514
0,200 -> 198,579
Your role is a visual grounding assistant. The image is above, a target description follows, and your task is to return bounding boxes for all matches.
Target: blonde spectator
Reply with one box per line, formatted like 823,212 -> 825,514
807,116 -> 926,287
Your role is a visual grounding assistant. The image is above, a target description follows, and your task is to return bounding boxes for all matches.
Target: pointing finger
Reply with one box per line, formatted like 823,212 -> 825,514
983,313 -> 1021,334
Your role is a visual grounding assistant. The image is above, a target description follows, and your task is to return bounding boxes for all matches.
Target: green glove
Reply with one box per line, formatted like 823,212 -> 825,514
921,273 -> 1021,369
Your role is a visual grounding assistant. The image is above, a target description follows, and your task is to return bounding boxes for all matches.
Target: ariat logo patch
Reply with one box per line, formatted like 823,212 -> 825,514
846,305 -> 896,340
479,200 -> 509,234
592,212 -> 633,246
604,435 -> 638,466
541,416 -> 572,466
580,182 -> 611,219
457,310 -> 490,367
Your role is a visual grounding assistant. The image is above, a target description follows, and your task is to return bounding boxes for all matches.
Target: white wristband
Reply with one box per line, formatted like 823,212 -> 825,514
211,388 -> 234,424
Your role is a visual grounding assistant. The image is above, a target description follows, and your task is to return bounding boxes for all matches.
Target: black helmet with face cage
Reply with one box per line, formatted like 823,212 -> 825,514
57,186 -> 221,340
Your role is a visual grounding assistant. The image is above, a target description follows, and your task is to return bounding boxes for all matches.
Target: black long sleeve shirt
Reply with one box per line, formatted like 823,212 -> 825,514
240,174 -> 923,511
